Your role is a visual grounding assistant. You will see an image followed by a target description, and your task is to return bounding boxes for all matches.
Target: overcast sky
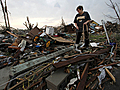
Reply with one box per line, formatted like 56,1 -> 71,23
0,0 -> 120,29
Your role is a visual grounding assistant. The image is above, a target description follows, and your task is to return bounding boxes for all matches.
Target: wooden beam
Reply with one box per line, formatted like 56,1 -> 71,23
89,79 -> 99,90
64,51 -> 89,59
47,33 -> 75,44
6,31 -> 18,38
105,68 -> 116,83
89,61 -> 120,71
9,63 -> 52,90
76,63 -> 89,90
8,46 -> 20,50
53,47 -> 111,69
81,63 -> 89,78
85,76 -> 97,88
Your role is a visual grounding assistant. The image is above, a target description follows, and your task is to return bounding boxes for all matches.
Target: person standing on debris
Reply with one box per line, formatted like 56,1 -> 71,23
74,5 -> 91,51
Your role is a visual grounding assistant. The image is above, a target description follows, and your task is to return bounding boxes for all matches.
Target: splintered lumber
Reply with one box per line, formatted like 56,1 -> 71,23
81,63 -> 89,78
8,46 -> 20,50
76,63 -> 89,90
89,79 -> 99,90
85,76 -> 97,88
89,61 -> 120,71
64,51 -> 89,59
9,63 -> 52,90
47,34 -> 75,44
105,68 -> 116,82
6,31 -> 18,38
53,47 -> 111,69
10,46 -> 74,76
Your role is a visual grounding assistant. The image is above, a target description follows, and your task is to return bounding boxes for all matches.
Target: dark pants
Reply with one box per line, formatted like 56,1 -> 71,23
76,29 -> 89,47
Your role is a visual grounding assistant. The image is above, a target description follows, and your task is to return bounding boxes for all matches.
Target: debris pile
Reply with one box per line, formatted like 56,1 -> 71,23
0,20 -> 120,90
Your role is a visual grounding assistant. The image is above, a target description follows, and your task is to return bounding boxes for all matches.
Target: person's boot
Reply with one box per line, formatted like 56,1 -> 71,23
75,44 -> 82,53
85,39 -> 89,47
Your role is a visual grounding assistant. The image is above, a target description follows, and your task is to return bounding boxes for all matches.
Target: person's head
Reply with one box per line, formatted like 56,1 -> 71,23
76,5 -> 83,14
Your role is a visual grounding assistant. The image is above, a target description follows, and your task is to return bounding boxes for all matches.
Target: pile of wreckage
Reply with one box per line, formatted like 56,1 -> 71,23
0,20 -> 120,90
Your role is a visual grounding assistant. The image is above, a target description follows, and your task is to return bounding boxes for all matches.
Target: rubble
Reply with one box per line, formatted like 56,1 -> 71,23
0,19 -> 120,90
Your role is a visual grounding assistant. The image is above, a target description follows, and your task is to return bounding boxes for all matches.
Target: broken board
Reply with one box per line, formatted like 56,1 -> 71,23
47,34 -> 75,44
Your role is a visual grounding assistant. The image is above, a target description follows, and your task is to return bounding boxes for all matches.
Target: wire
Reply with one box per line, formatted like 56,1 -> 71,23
0,62 -> 50,87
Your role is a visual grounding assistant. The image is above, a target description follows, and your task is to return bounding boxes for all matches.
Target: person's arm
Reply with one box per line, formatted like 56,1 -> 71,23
84,12 -> 91,25
84,20 -> 90,25
75,23 -> 79,30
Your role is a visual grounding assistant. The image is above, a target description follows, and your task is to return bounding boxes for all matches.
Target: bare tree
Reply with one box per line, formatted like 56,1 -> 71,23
0,0 -> 10,30
105,0 -> 120,23
5,0 -> 10,29
0,0 -> 7,28
23,16 -> 34,30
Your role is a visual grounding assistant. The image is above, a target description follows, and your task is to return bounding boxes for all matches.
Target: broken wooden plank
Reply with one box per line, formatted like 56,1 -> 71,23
76,63 -> 89,90
64,51 -> 89,59
89,61 -> 120,71
53,47 -> 111,69
89,79 -> 99,90
27,78 -> 43,90
9,63 -> 52,90
8,46 -> 20,50
6,31 -> 18,38
47,33 -> 75,44
81,63 -> 89,78
85,76 -> 97,88
105,68 -> 116,83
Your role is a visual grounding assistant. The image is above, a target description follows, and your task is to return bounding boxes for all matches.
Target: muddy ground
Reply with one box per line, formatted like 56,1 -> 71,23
104,67 -> 120,90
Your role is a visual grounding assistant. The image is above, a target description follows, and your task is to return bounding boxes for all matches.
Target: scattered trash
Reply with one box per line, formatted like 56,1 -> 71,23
0,17 -> 120,90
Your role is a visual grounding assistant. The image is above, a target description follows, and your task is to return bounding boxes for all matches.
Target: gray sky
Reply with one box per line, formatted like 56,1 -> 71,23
0,0 -> 120,29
